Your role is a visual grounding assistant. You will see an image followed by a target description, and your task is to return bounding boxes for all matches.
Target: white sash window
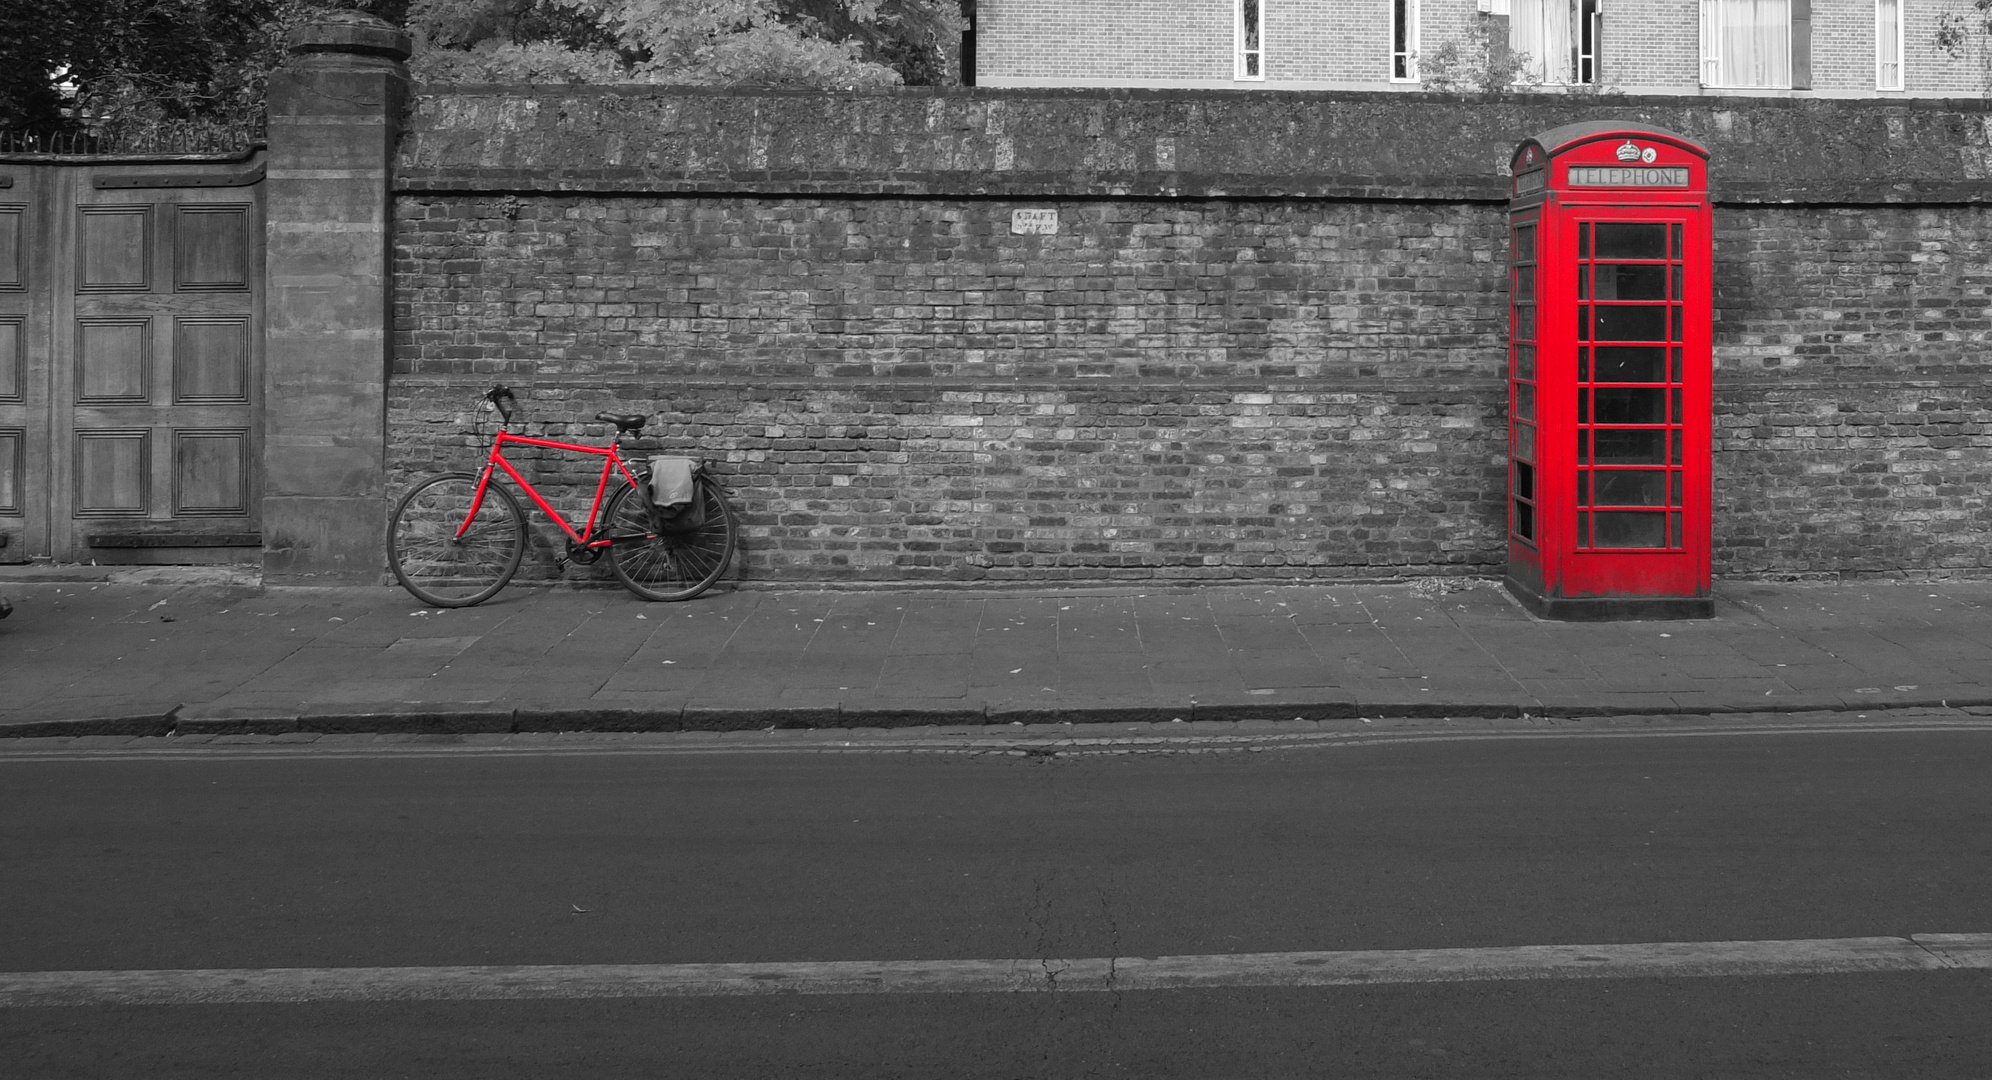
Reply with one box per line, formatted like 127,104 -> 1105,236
1511,1 -> 1602,86
1876,0 -> 1903,90
1392,0 -> 1418,81
1236,0 -> 1265,81
1700,0 -> 1793,88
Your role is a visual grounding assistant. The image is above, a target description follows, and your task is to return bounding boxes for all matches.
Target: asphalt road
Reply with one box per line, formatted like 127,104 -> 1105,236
3,727 -> 1990,1077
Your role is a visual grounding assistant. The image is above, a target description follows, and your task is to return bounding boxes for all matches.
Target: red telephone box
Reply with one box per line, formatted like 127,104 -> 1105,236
1505,122 -> 1714,620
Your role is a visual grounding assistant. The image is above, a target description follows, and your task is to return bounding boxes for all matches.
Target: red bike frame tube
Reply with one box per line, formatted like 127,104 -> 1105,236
465,431 -> 648,548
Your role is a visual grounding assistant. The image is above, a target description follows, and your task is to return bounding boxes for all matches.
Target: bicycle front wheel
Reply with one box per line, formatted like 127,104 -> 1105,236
387,471 -> 527,607
605,474 -> 737,602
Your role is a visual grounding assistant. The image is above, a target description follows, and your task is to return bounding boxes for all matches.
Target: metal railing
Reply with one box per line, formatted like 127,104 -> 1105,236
0,115 -> 267,157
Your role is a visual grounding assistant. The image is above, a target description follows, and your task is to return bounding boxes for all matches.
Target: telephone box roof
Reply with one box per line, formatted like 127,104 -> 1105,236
1515,121 -> 1710,167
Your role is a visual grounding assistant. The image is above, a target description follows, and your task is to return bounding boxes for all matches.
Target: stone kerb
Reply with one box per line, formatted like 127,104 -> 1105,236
262,14 -> 412,584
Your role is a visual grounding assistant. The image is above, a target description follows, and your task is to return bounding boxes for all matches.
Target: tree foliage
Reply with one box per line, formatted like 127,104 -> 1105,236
1416,19 -> 1536,95
0,0 -> 962,142
1935,0 -> 1992,90
406,0 -> 965,88
0,1 -> 414,140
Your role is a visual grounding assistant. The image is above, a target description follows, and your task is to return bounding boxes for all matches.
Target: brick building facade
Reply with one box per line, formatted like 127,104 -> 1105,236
975,0 -> 1985,97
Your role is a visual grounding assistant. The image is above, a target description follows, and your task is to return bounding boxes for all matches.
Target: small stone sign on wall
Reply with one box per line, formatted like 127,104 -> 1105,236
1010,209 -> 1058,235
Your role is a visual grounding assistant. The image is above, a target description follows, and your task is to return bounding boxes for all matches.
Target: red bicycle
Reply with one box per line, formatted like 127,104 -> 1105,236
386,386 -> 737,606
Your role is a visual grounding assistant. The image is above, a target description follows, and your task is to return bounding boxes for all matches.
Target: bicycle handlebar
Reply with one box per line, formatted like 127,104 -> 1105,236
485,385 -> 517,423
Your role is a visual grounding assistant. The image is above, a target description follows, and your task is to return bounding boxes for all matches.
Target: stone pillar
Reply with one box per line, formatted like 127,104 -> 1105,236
261,13 -> 410,584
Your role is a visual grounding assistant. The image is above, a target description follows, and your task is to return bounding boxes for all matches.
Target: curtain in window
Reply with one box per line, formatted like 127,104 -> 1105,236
1512,0 -> 1574,84
1702,0 -> 1790,87
1876,0 -> 1902,89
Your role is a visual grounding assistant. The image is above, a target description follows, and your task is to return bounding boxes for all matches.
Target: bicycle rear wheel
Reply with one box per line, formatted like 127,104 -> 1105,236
605,474 -> 737,601
387,472 -> 527,607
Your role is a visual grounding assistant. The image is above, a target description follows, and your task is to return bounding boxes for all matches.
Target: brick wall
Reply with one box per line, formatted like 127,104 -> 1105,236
391,88 -> 1992,584
979,0 -> 1229,85
1604,0 -> 1705,91
392,196 -> 1512,582
1906,2 -> 1988,95
1713,204 -> 1992,575
1270,0 -> 1392,84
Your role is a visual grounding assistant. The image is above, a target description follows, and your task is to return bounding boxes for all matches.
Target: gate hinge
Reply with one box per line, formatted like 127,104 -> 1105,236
94,163 -> 264,190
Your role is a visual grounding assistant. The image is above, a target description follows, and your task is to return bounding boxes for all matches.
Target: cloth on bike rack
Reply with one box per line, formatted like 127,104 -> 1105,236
646,456 -> 703,530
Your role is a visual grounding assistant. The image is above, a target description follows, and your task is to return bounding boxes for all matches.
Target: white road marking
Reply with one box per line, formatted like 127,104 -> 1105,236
4,935 -> 1986,1007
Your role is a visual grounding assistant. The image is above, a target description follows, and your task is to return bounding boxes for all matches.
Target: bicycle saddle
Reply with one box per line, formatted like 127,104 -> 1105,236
595,412 -> 647,432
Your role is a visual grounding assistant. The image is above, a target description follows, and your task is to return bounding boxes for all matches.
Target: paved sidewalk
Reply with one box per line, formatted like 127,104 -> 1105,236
3,575 -> 1990,737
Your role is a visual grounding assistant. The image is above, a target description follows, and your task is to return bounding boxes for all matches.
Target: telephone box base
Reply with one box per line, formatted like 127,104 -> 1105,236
1504,577 -> 1714,622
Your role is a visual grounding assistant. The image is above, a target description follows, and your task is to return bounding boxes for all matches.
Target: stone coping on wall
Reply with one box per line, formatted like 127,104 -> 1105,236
397,85 -> 1992,205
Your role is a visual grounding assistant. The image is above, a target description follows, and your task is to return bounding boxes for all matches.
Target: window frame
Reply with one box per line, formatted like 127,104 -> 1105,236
1875,0 -> 1904,90
1235,0 -> 1265,81
1391,0 -> 1419,83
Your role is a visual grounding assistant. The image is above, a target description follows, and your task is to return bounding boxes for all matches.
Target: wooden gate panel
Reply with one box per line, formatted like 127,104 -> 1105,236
0,172 -> 42,561
77,205 -> 151,291
0,156 -> 266,563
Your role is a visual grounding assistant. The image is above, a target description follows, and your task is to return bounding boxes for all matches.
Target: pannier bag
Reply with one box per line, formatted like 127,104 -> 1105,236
646,456 -> 705,531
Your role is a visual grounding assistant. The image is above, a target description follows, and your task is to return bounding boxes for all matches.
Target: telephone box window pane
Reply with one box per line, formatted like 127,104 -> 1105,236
1514,499 -> 1535,541
1671,430 -> 1682,463
1594,387 -> 1666,424
1596,222 -> 1666,259
1594,346 -> 1665,382
1514,460 -> 1535,501
1577,389 -> 1588,424
1515,422 -> 1536,462
1595,264 -> 1668,300
1671,388 -> 1683,422
1595,305 -> 1667,341
1513,224 -> 1536,261
1577,511 -> 1589,546
1670,306 -> 1683,340
1577,347 -> 1589,382
1516,344 -> 1536,381
1669,511 -> 1682,547
1515,266 -> 1535,300
1670,223 -> 1682,259
1669,471 -> 1682,504
1577,305 -> 1589,340
1578,223 -> 1591,260
1578,269 -> 1588,301
1671,347 -> 1683,382
1592,511 -> 1667,548
1516,383 -> 1536,421
1576,430 -> 1588,464
1517,305 -> 1536,340
1594,428 -> 1666,464
1671,265 -> 1683,299
1593,469 -> 1668,506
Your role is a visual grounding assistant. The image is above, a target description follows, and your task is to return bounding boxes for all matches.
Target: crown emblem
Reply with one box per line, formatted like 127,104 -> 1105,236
1615,140 -> 1642,162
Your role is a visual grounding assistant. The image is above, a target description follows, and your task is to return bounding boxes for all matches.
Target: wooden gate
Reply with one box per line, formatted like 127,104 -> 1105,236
0,153 -> 264,564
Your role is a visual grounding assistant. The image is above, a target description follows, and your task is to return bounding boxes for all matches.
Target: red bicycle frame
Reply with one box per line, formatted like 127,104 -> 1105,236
460,430 -> 647,551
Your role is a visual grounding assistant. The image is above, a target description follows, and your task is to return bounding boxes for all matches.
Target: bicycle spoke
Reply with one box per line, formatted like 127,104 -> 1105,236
388,474 -> 526,607
606,476 -> 736,602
